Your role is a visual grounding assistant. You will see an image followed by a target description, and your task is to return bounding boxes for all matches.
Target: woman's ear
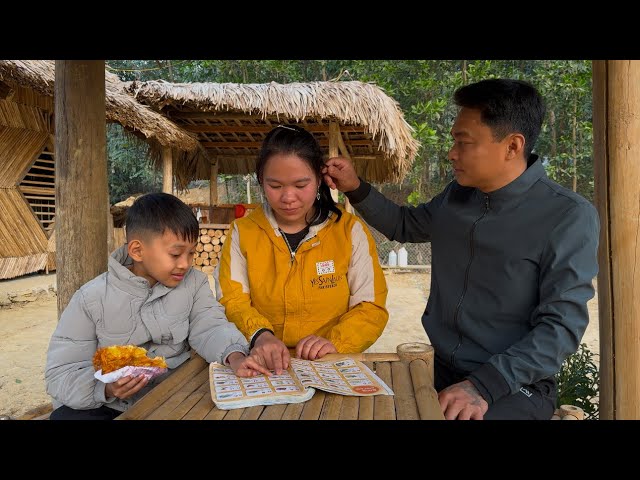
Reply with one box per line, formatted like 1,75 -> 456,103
127,239 -> 144,262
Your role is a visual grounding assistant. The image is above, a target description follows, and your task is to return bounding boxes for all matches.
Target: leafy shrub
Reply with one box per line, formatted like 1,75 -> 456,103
555,343 -> 599,419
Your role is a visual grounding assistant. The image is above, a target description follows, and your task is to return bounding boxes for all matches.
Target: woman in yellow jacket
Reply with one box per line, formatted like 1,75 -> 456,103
215,124 -> 388,374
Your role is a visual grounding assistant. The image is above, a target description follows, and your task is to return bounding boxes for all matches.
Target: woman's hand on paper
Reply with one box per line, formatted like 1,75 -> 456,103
227,351 -> 272,377
295,335 -> 337,360
251,332 -> 291,374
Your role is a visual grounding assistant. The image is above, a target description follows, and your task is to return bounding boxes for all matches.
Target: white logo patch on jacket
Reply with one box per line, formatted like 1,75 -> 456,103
316,260 -> 335,276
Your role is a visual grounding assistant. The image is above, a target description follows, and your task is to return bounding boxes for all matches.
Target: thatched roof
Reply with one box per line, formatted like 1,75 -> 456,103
0,61 -> 207,174
127,80 -> 420,184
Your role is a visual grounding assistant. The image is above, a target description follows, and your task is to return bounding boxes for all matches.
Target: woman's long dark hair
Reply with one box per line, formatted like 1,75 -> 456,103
256,124 -> 342,225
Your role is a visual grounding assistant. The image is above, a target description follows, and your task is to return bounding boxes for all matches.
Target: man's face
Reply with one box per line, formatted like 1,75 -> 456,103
136,231 -> 197,288
448,107 -> 511,192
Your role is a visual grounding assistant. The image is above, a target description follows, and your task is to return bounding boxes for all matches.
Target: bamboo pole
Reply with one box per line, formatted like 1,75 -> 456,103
336,124 -> 355,213
162,147 -> 173,194
55,61 -> 107,316
593,60 -> 640,419
210,160 -> 218,206
328,122 -> 340,202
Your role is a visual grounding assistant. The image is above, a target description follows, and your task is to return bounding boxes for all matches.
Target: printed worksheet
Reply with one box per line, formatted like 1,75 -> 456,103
209,357 -> 393,410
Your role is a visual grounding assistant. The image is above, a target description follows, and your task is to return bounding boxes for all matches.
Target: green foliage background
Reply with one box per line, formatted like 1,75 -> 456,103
106,60 -> 594,205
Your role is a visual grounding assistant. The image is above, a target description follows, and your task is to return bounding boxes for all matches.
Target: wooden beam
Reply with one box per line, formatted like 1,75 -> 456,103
169,112 -> 291,121
592,60 -> 614,420
183,124 -> 365,134
595,60 -> 640,419
205,154 -> 381,162
55,61 -> 107,315
201,140 -> 372,148
162,147 -> 173,194
210,161 -> 218,206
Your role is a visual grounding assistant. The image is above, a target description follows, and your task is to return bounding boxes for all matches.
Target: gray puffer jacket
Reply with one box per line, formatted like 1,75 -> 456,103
45,245 -> 249,412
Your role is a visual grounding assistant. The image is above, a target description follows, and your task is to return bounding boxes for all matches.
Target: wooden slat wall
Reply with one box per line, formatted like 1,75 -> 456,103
0,100 -> 51,132
0,188 -> 48,257
46,229 -> 56,272
9,85 -> 54,111
0,254 -> 47,279
20,144 -> 56,235
0,126 -> 49,187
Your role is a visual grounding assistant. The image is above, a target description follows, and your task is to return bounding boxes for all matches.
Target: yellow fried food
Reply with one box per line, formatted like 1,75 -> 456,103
92,345 -> 167,374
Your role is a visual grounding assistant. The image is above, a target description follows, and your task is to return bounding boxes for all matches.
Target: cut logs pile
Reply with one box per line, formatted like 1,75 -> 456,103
193,225 -> 229,275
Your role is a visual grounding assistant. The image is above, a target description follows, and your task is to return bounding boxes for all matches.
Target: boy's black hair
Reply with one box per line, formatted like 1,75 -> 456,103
125,192 -> 199,243
453,78 -> 546,158
256,124 -> 342,225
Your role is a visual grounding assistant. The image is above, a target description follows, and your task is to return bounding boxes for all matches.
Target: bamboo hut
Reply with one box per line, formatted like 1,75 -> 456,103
0,60 -> 205,279
126,80 -> 420,201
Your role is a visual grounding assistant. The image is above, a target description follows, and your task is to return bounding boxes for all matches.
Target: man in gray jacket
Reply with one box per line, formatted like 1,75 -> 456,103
323,78 -> 599,420
45,193 -> 269,420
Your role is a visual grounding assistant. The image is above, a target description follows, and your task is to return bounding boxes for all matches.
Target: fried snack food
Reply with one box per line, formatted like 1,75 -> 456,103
93,345 -> 167,374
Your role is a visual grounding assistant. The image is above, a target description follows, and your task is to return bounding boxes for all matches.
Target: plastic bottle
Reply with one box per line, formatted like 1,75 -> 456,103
398,246 -> 408,267
388,250 -> 398,267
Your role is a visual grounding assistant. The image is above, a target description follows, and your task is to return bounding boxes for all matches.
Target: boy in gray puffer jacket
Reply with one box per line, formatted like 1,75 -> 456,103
45,193 -> 270,420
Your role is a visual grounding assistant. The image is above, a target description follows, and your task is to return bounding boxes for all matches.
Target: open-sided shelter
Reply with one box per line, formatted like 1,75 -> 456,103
126,80 -> 420,202
0,60 -> 203,279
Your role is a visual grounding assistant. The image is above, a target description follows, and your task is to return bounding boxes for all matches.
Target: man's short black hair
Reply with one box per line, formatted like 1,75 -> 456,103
125,192 -> 199,244
454,78 -> 546,158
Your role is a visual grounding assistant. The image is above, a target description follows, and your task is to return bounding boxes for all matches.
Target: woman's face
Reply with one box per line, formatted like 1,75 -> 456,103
262,153 -> 319,232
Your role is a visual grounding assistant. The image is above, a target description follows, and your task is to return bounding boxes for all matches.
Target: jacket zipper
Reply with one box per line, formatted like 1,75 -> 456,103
449,194 -> 490,368
280,229 -> 314,265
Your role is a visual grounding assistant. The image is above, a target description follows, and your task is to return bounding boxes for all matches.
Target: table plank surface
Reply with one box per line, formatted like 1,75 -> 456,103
116,349 -> 445,420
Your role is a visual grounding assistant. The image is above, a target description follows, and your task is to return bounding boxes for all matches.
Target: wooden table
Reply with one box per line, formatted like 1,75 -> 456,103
115,343 -> 444,420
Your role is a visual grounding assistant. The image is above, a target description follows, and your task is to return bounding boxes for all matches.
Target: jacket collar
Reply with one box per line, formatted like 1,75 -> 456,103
257,203 -> 333,241
475,154 -> 546,210
107,244 -> 176,299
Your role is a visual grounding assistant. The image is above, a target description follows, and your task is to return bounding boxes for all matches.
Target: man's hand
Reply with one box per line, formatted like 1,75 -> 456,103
322,157 -> 360,192
226,351 -> 272,377
295,335 -> 337,360
438,380 -> 489,420
105,374 -> 148,400
251,331 -> 290,374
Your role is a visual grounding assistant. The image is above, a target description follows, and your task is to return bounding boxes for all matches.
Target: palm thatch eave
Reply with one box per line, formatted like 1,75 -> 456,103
0,60 -> 205,160
127,79 -> 420,184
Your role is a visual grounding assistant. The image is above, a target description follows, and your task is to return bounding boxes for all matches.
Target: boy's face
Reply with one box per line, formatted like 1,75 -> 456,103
129,231 -> 197,288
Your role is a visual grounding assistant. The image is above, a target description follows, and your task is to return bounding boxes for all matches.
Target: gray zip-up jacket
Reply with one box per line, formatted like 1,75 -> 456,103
45,244 -> 249,412
346,157 -> 599,405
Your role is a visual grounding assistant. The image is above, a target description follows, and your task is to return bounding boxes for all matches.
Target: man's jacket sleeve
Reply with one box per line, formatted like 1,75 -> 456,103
467,202 -> 600,404
327,219 -> 389,353
346,179 -> 451,243
215,223 -> 274,341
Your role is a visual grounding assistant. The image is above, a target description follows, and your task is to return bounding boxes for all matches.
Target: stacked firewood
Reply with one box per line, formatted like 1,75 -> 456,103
193,226 -> 229,274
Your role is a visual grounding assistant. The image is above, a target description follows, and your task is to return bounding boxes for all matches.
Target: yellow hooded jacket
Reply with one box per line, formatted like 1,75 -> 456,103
215,204 -> 388,353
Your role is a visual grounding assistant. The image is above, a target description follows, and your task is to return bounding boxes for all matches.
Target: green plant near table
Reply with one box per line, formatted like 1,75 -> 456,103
555,343 -> 599,419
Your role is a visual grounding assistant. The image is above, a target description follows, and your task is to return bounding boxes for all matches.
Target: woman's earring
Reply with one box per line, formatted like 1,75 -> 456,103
316,190 -> 321,201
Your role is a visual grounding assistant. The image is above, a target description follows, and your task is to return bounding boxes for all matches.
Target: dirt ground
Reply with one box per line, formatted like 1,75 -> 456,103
0,270 -> 600,418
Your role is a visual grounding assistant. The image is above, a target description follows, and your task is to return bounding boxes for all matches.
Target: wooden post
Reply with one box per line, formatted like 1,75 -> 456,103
592,60 -> 614,420
55,61 -> 107,316
162,147 -> 172,194
328,122 -> 340,202
209,160 -> 218,223
335,125 -> 356,214
593,60 -> 640,419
